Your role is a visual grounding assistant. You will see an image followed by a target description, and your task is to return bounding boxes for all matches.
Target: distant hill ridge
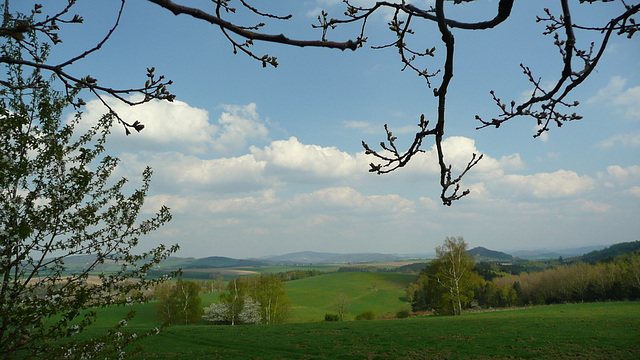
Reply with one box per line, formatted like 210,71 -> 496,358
263,251 -> 405,264
54,241 -> 640,269
184,256 -> 271,269
573,240 -> 640,264
467,247 -> 514,261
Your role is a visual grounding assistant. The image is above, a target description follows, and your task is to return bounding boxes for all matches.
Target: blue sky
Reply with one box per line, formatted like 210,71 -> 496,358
21,1 -> 640,258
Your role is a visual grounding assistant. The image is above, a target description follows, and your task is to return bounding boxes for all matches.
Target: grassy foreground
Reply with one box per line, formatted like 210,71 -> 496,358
129,302 -> 639,360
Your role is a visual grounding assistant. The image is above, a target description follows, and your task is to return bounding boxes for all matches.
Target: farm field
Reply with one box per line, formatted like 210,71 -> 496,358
127,301 -> 640,359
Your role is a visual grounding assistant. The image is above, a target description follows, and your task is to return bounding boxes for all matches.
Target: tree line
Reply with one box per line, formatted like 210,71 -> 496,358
494,252 -> 640,305
408,238 -> 640,315
155,273 -> 291,326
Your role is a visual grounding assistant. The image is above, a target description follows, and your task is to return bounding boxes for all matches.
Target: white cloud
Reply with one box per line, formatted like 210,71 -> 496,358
625,186 -> 640,198
401,136 -> 523,181
206,190 -> 279,214
344,120 -> 377,134
117,151 -> 269,193
79,95 -> 215,154
499,170 -> 595,199
597,165 -> 640,188
286,187 -> 416,217
597,131 -> 640,148
251,136 -> 365,182
580,200 -> 613,214
588,76 -> 640,120
75,97 -> 268,155
214,103 -> 268,153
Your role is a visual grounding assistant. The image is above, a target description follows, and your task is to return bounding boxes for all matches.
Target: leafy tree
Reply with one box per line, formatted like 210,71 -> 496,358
172,279 -> 203,325
212,275 -> 291,325
432,237 -> 478,315
154,282 -> 177,325
0,24 -> 177,360
4,1 -> 638,204
218,278 -> 247,326
155,279 -> 203,325
242,274 -> 291,324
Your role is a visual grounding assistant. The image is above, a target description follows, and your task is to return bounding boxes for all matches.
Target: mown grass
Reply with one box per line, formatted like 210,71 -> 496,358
126,302 -> 639,360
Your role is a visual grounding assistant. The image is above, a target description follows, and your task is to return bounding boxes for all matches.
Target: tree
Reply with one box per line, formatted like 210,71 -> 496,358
155,279 -> 203,325
154,282 -> 177,325
0,28 -> 177,360
330,292 -> 352,321
433,237 -> 478,315
212,275 -> 291,325
172,279 -> 203,325
218,278 -> 247,326
243,274 -> 291,325
3,1 -> 637,204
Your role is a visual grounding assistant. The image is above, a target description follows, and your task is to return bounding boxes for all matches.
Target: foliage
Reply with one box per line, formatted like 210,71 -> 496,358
395,309 -> 411,319
354,310 -> 376,321
237,297 -> 262,325
324,313 -> 340,322
0,21 -> 177,360
154,279 -> 203,325
494,251 -> 640,304
202,302 -> 231,324
576,240 -> 640,264
211,274 -> 291,325
203,296 -> 261,325
241,274 -> 292,324
432,237 -> 480,315
270,269 -> 327,282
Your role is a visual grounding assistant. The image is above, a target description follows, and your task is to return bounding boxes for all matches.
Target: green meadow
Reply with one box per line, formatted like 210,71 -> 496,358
72,272 -> 640,359
120,301 -> 639,359
286,272 -> 415,322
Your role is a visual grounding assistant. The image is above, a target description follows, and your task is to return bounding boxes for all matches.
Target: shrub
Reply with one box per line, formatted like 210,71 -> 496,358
324,313 -> 340,322
396,309 -> 411,319
355,311 -> 376,320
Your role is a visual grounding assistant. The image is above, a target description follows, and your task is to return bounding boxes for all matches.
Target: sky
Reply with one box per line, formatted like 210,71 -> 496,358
17,1 -> 640,258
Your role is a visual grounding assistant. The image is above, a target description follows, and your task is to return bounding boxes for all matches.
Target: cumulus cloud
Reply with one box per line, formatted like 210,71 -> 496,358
117,151 -> 269,193
499,170 -> 595,199
214,103 -> 268,153
251,136 -> 366,182
401,136 -> 523,181
597,165 -> 640,188
74,97 -> 268,155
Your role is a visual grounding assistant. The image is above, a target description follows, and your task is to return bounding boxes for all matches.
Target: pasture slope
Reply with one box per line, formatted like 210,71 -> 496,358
128,301 -> 639,359
285,272 -> 415,322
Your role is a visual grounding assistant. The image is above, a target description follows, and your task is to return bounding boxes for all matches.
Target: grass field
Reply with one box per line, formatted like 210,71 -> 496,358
69,272 -> 640,359
125,301 -> 639,359
286,272 -> 415,322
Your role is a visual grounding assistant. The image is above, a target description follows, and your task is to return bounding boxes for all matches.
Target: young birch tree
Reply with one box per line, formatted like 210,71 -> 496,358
434,237 -> 476,315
